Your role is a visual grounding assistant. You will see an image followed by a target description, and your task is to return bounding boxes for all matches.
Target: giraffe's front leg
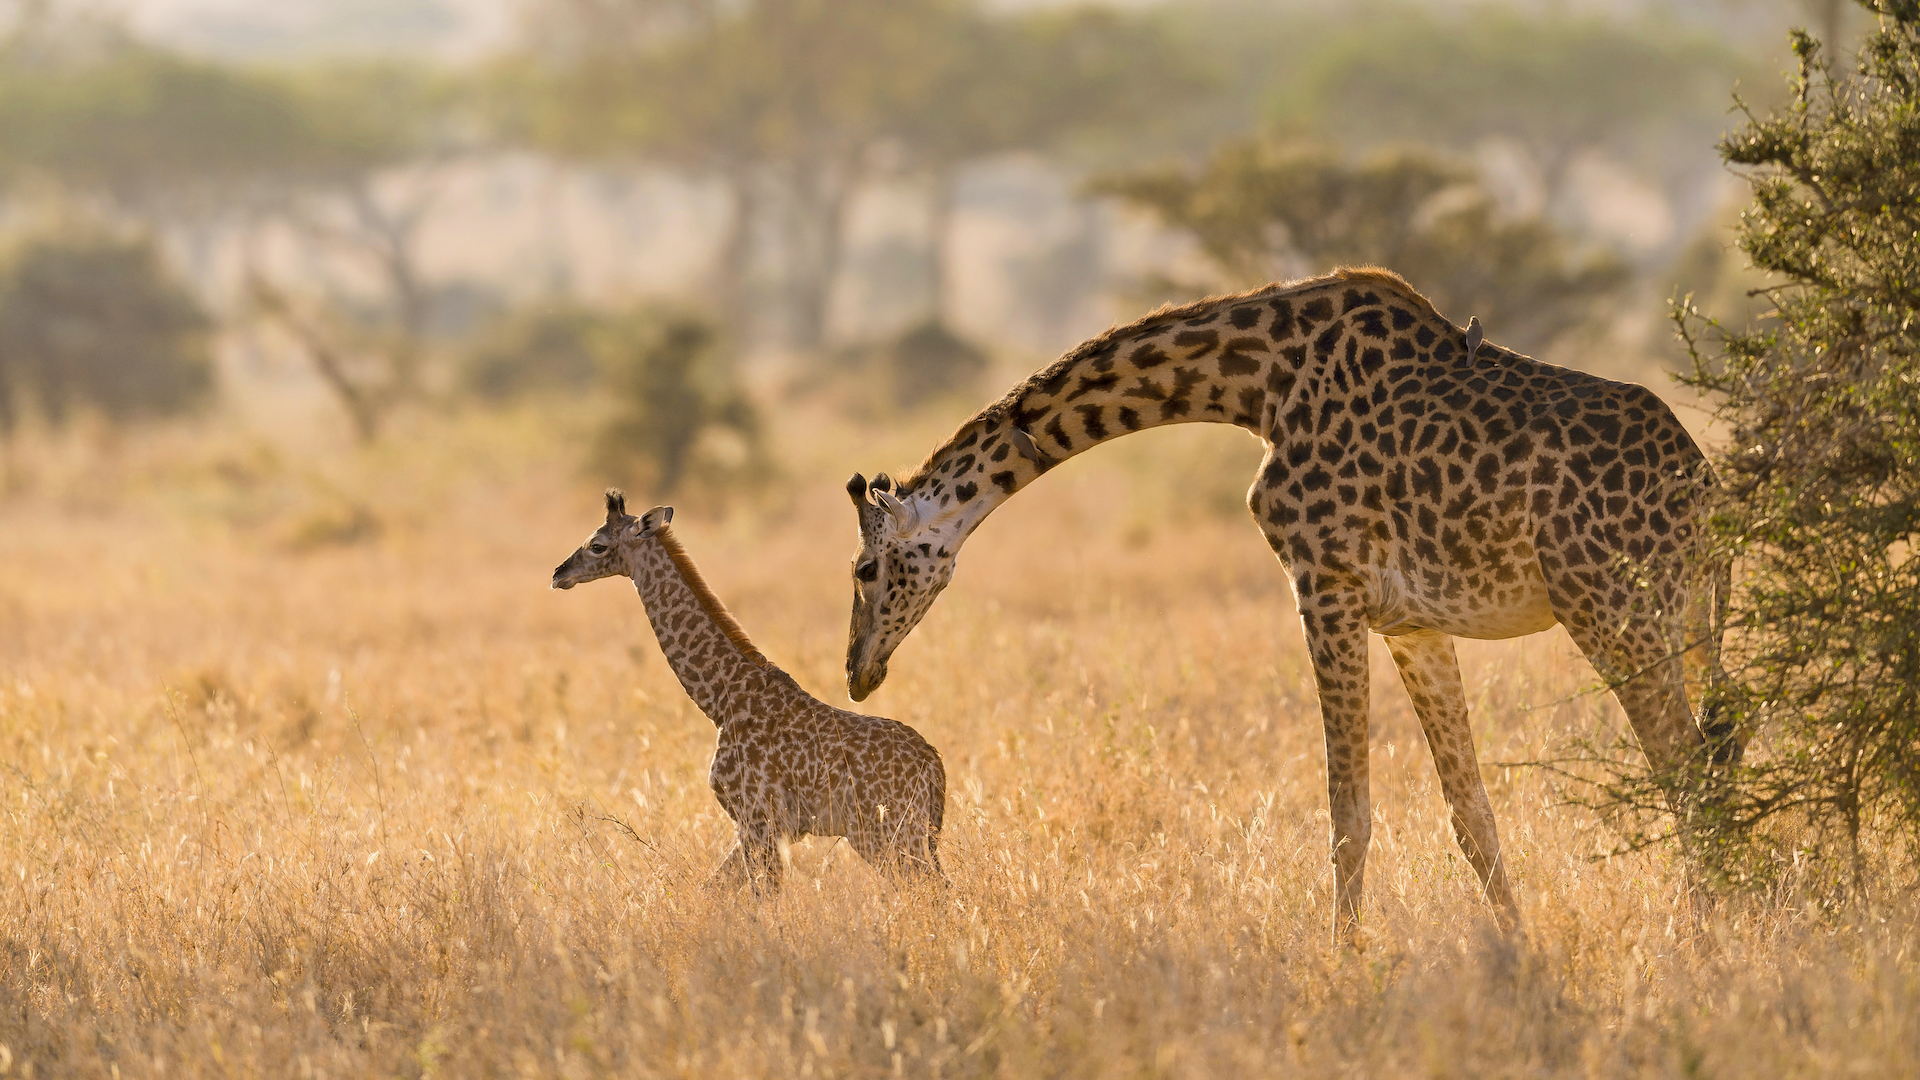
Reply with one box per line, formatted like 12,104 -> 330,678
707,841 -> 750,891
1384,629 -> 1522,933
1294,574 -> 1375,947
740,823 -> 785,897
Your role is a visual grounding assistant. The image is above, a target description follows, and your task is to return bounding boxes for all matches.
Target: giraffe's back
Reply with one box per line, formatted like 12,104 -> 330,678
1253,303 -> 1712,641
710,692 -> 946,870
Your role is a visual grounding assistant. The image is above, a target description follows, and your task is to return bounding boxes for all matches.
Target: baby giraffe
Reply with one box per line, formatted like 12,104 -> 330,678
552,490 -> 946,892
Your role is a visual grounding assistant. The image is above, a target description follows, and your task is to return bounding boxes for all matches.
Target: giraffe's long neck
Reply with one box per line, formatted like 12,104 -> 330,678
899,279 -> 1360,536
629,527 -> 789,725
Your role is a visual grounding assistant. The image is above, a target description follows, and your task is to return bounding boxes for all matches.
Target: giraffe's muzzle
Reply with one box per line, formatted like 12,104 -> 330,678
848,657 -> 888,702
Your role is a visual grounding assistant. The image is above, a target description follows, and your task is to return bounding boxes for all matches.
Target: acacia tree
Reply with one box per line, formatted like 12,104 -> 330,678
0,27 -> 452,442
1269,8 -> 1748,232
233,62 -> 459,441
510,0 -> 1213,352
890,5 -> 1213,333
513,0 -> 966,350
1096,140 -> 1627,359
590,311 -> 760,494
1663,2 -> 1920,888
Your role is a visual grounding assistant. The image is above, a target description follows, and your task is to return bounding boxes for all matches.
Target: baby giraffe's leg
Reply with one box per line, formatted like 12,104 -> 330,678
855,804 -> 945,883
908,822 -> 945,881
843,812 -> 898,875
706,841 -> 750,891
840,803 -> 924,881
924,829 -> 943,879
741,824 -> 785,896
924,783 -> 946,879
899,793 -> 944,879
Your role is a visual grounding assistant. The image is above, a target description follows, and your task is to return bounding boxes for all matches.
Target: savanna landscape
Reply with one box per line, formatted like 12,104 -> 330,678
3,402 -> 1914,1077
3,0 -> 1920,1076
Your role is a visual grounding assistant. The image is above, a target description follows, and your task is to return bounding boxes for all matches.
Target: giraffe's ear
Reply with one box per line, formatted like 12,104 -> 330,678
637,505 -> 673,536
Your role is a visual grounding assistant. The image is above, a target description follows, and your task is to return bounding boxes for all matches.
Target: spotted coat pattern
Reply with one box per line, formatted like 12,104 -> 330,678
845,267 -> 1731,940
555,494 -> 946,892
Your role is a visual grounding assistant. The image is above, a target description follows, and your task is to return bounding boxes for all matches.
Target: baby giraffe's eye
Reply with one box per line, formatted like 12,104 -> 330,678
856,560 -> 880,583
589,542 -> 609,556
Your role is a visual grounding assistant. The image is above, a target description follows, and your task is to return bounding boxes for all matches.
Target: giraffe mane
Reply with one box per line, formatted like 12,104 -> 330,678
1331,265 -> 1447,321
897,267 -> 1449,491
654,524 -> 775,670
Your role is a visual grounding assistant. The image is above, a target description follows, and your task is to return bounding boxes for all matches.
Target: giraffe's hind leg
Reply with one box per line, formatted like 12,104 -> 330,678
1384,629 -> 1521,932
1535,540 -> 1704,777
924,793 -> 946,879
845,805 -> 943,882
1685,556 -> 1740,764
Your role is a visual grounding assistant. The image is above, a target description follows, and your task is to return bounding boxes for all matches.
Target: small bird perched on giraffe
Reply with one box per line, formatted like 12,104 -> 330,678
553,490 -> 946,893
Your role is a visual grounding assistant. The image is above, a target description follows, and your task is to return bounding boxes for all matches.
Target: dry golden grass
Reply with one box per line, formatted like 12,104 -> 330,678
1,403 -> 1915,1078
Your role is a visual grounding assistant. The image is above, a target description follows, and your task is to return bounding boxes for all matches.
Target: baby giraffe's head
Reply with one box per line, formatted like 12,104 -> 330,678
551,489 -> 673,590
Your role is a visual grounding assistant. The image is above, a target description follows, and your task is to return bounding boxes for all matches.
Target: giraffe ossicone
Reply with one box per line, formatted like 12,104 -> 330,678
843,266 -> 1735,943
555,490 -> 946,893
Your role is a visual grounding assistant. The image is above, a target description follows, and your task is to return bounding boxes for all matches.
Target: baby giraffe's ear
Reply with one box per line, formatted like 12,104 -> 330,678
637,505 -> 674,536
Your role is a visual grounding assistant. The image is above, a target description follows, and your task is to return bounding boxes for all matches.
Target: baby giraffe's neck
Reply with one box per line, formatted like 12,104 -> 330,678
627,526 -> 783,726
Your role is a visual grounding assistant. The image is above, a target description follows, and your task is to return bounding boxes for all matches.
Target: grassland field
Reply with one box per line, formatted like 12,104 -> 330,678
0,395 -> 1915,1078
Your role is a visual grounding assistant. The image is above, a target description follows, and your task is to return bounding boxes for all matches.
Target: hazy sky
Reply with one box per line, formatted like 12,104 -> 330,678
117,0 -> 515,60
109,0 -> 1802,62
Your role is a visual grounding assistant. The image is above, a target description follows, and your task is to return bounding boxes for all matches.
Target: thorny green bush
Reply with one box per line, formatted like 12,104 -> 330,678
1648,1 -> 1920,893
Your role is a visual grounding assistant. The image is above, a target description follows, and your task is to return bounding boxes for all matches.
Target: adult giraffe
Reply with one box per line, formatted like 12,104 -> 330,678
842,267 -> 1733,940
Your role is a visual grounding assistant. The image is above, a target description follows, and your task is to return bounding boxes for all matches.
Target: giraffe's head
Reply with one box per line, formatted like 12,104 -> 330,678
551,489 -> 672,590
844,471 -> 958,701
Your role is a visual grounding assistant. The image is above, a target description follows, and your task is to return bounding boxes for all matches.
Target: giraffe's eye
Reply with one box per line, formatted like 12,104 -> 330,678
856,560 -> 880,583
589,542 -> 609,556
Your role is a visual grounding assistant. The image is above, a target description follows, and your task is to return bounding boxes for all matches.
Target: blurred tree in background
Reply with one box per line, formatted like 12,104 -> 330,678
460,303 -> 603,401
590,311 -> 761,495
0,12 -> 353,209
508,0 -> 969,349
232,61 -> 462,442
0,0 -> 1812,456
0,8 -> 456,442
1267,9 -> 1750,226
825,318 -> 991,411
506,0 -> 1212,356
1655,3 -> 1920,888
888,5 -> 1215,330
1096,140 -> 1628,358
0,233 -> 212,434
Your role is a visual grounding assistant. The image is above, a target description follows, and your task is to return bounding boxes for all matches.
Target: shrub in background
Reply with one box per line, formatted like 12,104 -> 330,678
825,319 -> 991,411
460,303 -> 602,402
0,234 -> 213,434
885,320 -> 990,408
587,310 -> 761,496
460,303 -> 762,495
